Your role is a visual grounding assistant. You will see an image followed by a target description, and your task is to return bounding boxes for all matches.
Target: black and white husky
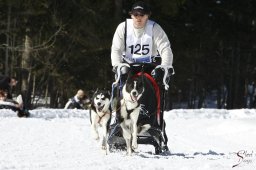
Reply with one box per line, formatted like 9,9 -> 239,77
90,90 -> 111,151
116,73 -> 151,155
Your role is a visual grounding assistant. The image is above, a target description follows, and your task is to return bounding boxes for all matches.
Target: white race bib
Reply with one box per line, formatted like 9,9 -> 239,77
124,19 -> 155,63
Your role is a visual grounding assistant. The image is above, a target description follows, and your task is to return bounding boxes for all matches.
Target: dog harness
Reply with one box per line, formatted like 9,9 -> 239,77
96,110 -> 110,124
125,101 -> 140,120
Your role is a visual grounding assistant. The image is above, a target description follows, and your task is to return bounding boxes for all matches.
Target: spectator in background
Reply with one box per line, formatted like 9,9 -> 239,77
0,74 -> 18,99
0,75 -> 29,117
0,90 -> 7,101
0,89 -> 29,117
0,89 -> 20,107
64,89 -> 86,109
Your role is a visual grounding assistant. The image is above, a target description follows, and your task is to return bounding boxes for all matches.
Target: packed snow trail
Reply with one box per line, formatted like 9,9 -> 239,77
0,108 -> 256,170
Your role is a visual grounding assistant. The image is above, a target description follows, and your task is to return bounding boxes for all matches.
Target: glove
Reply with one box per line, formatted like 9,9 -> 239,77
112,66 -> 118,73
151,67 -> 164,84
153,65 -> 174,90
113,64 -> 129,75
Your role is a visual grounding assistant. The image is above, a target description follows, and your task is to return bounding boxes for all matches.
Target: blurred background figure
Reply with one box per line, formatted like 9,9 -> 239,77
0,75 -> 18,99
64,89 -> 87,109
0,89 -> 29,117
0,90 -> 7,101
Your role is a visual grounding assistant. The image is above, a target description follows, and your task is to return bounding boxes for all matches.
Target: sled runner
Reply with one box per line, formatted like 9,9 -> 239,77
108,63 -> 174,155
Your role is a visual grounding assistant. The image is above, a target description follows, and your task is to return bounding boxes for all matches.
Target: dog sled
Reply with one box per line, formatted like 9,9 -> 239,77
108,63 -> 174,155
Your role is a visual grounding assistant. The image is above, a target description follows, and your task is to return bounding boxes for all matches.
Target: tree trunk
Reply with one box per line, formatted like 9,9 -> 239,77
114,0 -> 122,21
5,3 -> 11,76
227,47 -> 234,109
233,43 -> 244,108
21,32 -> 32,109
45,82 -> 49,107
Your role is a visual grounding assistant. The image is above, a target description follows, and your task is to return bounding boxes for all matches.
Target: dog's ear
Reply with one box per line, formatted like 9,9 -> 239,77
92,88 -> 98,97
90,97 -> 96,112
107,90 -> 111,97
126,71 -> 134,84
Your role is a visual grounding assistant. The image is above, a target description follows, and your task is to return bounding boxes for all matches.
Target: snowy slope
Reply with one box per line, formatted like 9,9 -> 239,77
0,108 -> 256,170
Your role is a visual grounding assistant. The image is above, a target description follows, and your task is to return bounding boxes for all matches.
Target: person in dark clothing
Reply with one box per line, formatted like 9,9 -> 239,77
64,89 -> 86,109
0,75 -> 17,99
0,90 -> 7,101
0,89 -> 20,107
0,75 -> 30,117
0,89 -> 29,117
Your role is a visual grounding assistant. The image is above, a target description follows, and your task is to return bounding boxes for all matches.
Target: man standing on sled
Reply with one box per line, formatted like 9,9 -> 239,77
109,1 -> 174,152
111,1 -> 173,68
111,1 -> 174,104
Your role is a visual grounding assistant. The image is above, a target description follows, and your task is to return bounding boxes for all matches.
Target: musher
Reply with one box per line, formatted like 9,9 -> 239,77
108,1 -> 174,152
110,0 -> 174,108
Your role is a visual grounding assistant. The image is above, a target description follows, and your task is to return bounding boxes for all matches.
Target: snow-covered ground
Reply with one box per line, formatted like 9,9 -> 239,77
0,108 -> 256,170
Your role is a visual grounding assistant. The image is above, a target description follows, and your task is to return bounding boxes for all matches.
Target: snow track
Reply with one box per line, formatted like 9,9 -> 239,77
0,108 -> 255,170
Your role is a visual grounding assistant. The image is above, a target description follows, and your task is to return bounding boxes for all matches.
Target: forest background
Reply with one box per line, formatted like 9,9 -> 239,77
0,0 -> 255,109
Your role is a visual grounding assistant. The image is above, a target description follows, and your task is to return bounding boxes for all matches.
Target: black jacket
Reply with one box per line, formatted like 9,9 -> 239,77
0,75 -> 12,98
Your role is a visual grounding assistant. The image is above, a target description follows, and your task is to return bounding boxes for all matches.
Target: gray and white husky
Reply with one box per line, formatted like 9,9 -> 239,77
90,90 -> 111,151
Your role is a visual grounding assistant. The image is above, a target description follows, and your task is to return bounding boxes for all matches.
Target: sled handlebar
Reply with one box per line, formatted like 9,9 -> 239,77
155,65 -> 175,90
113,63 -> 175,90
112,63 -> 130,86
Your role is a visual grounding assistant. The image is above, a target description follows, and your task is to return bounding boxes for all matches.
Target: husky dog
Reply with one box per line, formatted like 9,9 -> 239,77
90,90 -> 111,150
109,63 -> 171,155
116,74 -> 151,155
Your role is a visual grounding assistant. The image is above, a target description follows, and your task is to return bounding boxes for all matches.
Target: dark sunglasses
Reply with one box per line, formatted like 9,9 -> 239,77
133,13 -> 145,17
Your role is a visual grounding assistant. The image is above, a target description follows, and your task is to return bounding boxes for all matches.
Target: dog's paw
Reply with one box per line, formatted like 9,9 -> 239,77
92,134 -> 99,140
92,132 -> 99,140
94,136 -> 99,140
101,145 -> 107,150
132,143 -> 138,150
132,142 -> 138,150
126,150 -> 132,156
132,138 -> 138,149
